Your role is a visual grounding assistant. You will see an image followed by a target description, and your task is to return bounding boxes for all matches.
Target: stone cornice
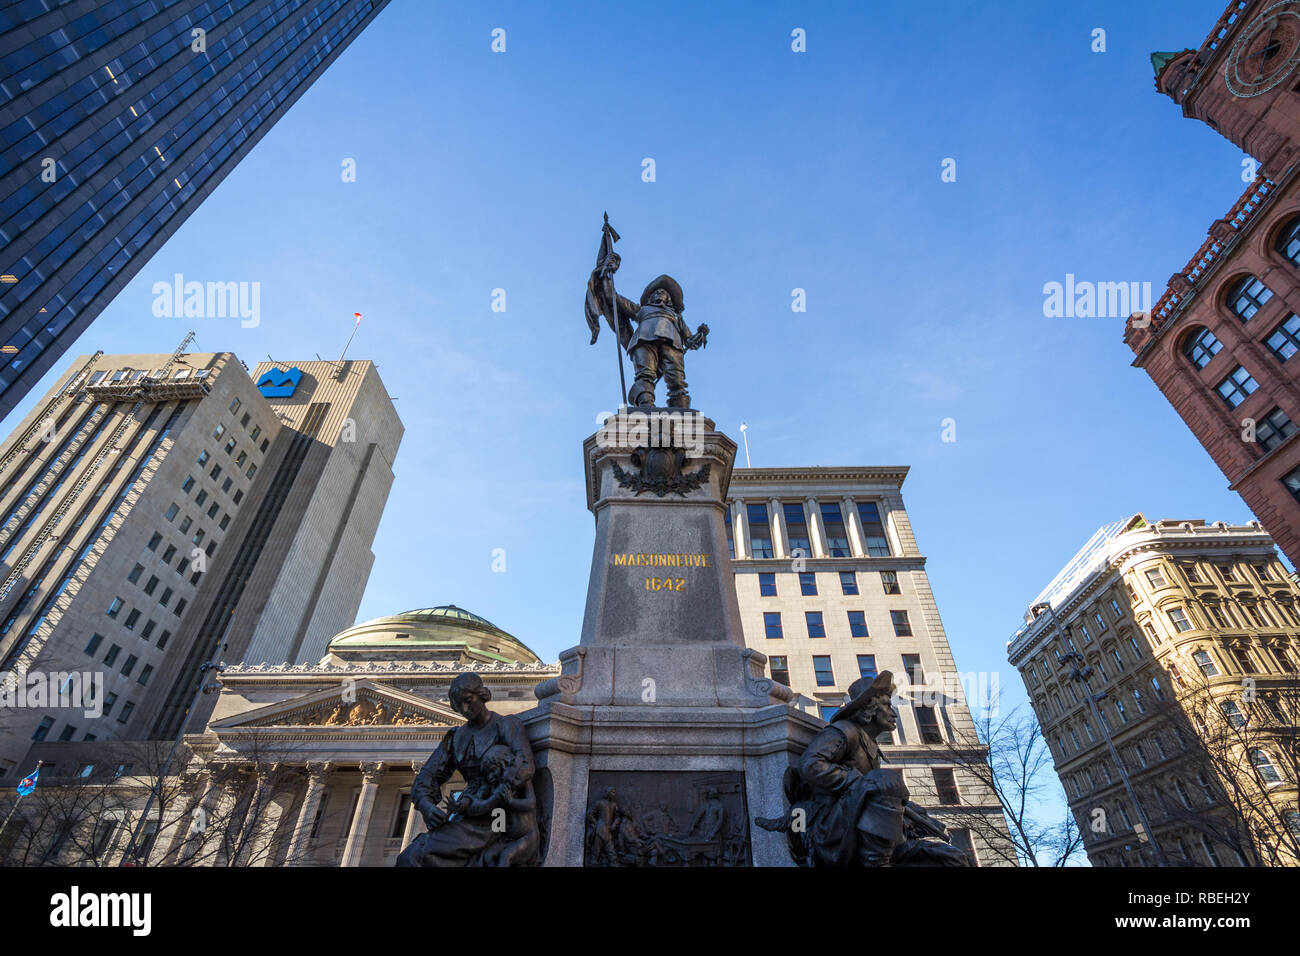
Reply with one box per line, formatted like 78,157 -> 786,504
730,466 -> 909,489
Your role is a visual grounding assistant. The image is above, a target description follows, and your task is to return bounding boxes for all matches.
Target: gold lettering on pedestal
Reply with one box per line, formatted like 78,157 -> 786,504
611,553 -> 711,567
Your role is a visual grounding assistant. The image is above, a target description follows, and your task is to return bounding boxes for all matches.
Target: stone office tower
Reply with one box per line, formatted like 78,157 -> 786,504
0,348 -> 401,774
0,0 -> 392,420
724,466 -> 1016,865
1009,515 -> 1300,867
1127,1 -> 1300,567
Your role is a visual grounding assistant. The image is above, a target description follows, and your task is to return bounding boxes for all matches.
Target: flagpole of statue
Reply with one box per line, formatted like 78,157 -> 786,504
585,213 -> 628,404
584,213 -> 708,409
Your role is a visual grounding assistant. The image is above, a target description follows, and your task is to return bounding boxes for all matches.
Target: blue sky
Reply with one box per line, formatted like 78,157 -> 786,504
3,0 -> 1261,829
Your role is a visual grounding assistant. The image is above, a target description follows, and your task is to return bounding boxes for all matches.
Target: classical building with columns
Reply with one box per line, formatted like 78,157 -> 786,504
723,466 -> 1016,865
3,605 -> 556,867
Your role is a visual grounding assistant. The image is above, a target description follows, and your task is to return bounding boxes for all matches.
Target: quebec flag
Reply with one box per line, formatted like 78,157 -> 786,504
16,766 -> 38,795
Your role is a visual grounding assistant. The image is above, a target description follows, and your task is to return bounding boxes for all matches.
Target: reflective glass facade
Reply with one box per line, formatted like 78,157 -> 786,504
0,0 -> 390,419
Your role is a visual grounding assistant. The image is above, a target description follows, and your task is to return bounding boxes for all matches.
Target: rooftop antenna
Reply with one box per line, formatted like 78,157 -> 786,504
739,422 -> 751,468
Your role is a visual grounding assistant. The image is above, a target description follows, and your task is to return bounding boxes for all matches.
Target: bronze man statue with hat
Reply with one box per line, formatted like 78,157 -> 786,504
585,215 -> 708,408
758,671 -> 971,867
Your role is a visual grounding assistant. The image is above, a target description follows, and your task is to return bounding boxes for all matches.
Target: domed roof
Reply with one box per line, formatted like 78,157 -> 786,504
327,604 -> 541,665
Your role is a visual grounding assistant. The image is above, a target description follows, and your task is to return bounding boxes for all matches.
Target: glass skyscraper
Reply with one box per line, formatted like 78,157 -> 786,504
0,0 -> 391,421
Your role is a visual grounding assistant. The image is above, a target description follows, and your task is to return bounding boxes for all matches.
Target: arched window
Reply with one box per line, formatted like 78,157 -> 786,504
1276,216 -> 1300,267
1251,749 -> 1282,784
1227,274 -> 1273,321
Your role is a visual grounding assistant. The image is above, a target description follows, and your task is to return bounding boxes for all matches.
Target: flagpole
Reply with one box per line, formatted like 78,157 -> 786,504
601,213 -> 628,406
338,312 -> 362,363
0,759 -> 42,850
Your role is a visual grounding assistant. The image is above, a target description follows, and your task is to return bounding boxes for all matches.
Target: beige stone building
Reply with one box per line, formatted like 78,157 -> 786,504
1009,515 -> 1300,867
724,466 -> 1016,865
0,345 -> 402,776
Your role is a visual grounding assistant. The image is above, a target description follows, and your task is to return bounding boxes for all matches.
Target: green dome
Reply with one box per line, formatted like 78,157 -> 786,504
328,604 -> 540,664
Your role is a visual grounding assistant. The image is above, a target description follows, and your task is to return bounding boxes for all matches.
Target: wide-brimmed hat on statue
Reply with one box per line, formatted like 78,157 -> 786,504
640,274 -> 684,312
834,670 -> 895,723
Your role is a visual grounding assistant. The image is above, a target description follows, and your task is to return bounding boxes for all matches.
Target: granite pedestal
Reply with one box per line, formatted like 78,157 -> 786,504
522,408 -> 820,866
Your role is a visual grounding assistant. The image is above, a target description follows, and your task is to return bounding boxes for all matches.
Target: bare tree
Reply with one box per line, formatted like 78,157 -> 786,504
1141,667 -> 1300,866
912,698 -> 1086,867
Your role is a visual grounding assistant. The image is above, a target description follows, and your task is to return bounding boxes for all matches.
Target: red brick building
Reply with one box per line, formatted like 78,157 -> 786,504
1127,0 -> 1300,567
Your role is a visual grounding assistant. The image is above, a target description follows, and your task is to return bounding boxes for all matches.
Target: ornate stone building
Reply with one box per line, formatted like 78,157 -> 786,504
1128,1 -> 1300,568
1008,515 -> 1300,867
6,605 -> 557,867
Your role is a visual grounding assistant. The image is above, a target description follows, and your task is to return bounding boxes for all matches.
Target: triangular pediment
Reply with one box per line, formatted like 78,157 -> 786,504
210,680 -> 462,730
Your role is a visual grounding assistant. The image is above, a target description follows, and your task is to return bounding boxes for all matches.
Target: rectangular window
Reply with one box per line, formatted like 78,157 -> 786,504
123,609 -> 140,630
143,575 -> 158,596
820,503 -> 850,557
117,702 -> 134,724
769,656 -> 790,686
783,503 -> 810,555
164,503 -> 178,522
812,656 -> 835,686
229,398 -> 241,414
1110,598 -> 1123,618
1267,313 -> 1300,361
58,725 -> 76,742
224,438 -> 236,455
32,717 -> 54,741
241,413 -> 251,428
891,610 -> 912,637
84,634 -> 103,656
159,587 -> 173,608
106,597 -> 123,618
197,451 -> 210,466
157,631 -> 171,651
902,653 -> 925,687
799,572 -> 817,596
162,544 -> 176,562
915,706 -> 943,743
857,654 -> 877,679
212,424 -> 225,440
146,532 -> 162,551
121,655 -> 137,678
1217,365 -> 1259,408
222,477 -> 234,494
138,665 -> 153,686
246,464 -> 257,479
839,571 -> 858,595
747,504 -> 773,558
758,572 -> 776,596
178,516 -> 192,534
1182,563 -> 1203,584
881,570 -> 901,595
1145,567 -> 1168,588
194,489 -> 207,506
1254,407 -> 1297,452
856,501 -> 891,556
141,620 -> 156,640
235,451 -> 247,468
103,644 -> 121,667
1193,650 -> 1219,677
763,612 -> 784,639
1169,607 -> 1192,632
210,464 -> 222,480
805,611 -> 826,638
174,598 -> 187,616
1094,611 -> 1107,632
127,563 -> 144,584
219,514 -> 230,531
206,503 -> 219,519
232,490 -> 244,505
250,426 -> 261,441
181,475 -> 195,493
848,611 -> 869,638
932,768 -> 960,804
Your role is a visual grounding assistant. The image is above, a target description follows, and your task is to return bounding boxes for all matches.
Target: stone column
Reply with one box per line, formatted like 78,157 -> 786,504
399,761 -> 424,851
340,762 -> 383,868
733,496 -> 749,559
286,762 -> 331,865
769,497 -> 787,560
232,768 -> 271,867
843,496 -> 865,557
805,497 -> 826,558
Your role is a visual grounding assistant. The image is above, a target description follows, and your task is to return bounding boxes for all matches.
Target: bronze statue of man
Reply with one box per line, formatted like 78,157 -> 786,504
585,220 -> 708,408
396,672 -> 540,867
758,671 -> 970,867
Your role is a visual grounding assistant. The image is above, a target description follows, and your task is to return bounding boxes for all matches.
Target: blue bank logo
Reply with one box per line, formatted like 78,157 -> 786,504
257,366 -> 302,398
